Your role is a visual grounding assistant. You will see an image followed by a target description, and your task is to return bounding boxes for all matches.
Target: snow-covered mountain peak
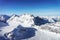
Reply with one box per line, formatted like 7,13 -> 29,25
0,15 -> 10,24
39,16 -> 60,23
18,14 -> 34,27
7,14 -> 59,27
7,14 -> 34,27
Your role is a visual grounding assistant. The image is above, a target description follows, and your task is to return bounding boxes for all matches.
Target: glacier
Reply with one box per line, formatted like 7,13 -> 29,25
0,14 -> 60,40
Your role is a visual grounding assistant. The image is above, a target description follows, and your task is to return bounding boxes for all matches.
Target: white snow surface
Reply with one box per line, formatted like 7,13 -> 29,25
0,14 -> 60,40
7,14 -> 34,27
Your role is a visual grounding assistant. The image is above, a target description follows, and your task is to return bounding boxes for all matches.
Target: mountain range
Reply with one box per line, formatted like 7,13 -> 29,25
0,14 -> 60,40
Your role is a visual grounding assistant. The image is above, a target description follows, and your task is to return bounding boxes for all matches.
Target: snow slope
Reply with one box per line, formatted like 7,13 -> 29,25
7,14 -> 34,27
0,14 -> 60,40
0,14 -> 34,36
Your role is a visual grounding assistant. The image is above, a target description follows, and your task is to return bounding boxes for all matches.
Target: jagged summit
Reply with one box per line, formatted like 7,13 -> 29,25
7,14 -> 34,27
